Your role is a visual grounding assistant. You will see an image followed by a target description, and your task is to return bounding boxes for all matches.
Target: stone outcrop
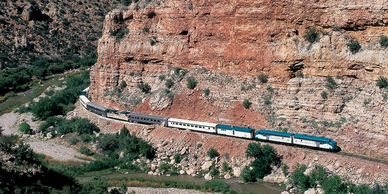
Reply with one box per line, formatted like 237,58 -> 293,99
88,0 -> 388,187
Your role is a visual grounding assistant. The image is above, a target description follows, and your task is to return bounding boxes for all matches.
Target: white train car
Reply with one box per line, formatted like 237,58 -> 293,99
79,95 -> 90,109
255,130 -> 293,144
293,134 -> 337,150
167,118 -> 217,134
216,124 -> 253,139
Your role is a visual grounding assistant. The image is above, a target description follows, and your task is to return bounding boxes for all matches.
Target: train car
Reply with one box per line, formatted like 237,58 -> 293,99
167,118 -> 217,134
128,112 -> 167,125
79,95 -> 90,109
255,130 -> 293,144
107,109 -> 130,121
87,102 -> 107,117
216,124 -> 253,139
293,134 -> 337,150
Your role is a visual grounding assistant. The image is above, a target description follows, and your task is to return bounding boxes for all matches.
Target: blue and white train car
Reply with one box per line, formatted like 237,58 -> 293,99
216,124 -> 253,139
255,130 -> 293,144
293,134 -> 337,150
87,102 -> 107,117
128,112 -> 167,125
79,95 -> 90,109
167,118 -> 217,134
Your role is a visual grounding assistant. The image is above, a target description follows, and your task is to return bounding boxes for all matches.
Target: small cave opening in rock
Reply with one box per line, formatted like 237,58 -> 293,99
147,10 -> 156,18
289,62 -> 305,78
179,30 -> 188,35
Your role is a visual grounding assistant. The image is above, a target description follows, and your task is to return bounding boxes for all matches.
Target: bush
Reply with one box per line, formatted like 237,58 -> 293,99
142,26 -> 150,34
80,146 -> 94,156
174,154 -> 182,163
290,164 -> 311,192
243,99 -> 252,109
137,82 -> 151,94
321,91 -> 328,100
110,28 -> 129,41
246,143 -> 262,158
376,76 -> 388,89
203,180 -> 230,193
158,75 -> 166,81
257,73 -> 268,83
347,39 -> 361,54
242,144 -> 278,182
281,164 -> 289,176
222,162 -> 232,173
68,137 -> 79,145
121,0 -> 132,6
19,122 -> 32,134
241,166 -> 257,182
165,79 -> 174,89
209,164 -> 220,177
379,35 -> 388,48
296,71 -> 304,78
304,27 -> 320,43
207,148 -> 219,159
203,88 -> 210,96
186,76 -> 197,89
325,76 -> 337,90
119,80 -> 127,90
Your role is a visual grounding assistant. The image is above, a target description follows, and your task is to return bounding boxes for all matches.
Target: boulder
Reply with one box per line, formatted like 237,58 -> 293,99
224,173 -> 231,179
303,188 -> 317,194
201,161 -> 213,170
204,173 -> 212,180
233,167 -> 241,177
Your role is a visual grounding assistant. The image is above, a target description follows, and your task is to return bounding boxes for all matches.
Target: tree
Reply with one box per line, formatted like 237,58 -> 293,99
241,166 -> 256,182
321,91 -> 328,100
186,76 -> 197,89
243,99 -> 252,109
290,164 -> 311,192
325,76 -> 337,90
19,122 -> 32,134
207,148 -> 219,159
246,143 -> 262,158
321,175 -> 348,194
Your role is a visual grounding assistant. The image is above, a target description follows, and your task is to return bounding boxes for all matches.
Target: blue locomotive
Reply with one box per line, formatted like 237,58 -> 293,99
79,91 -> 338,151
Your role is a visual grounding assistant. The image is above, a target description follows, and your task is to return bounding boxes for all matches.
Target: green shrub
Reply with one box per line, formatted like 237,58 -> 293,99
263,95 -> 272,106
80,146 -> 94,156
80,134 -> 94,143
379,35 -> 388,48
158,75 -> 166,81
281,164 -> 289,176
290,164 -> 311,192
321,91 -> 328,100
173,67 -> 186,76
304,27 -> 320,43
203,88 -> 210,96
137,82 -> 151,94
246,143 -> 262,158
165,79 -> 174,89
207,148 -> 219,159
222,162 -> 232,173
347,39 -> 361,54
174,154 -> 182,163
296,71 -> 304,78
325,76 -> 337,90
110,28 -> 129,41
310,165 -> 328,187
241,166 -> 257,182
257,73 -> 268,83
119,80 -> 127,89
376,76 -> 388,89
203,180 -> 230,193
68,137 -> 79,145
243,99 -> 252,109
143,27 -> 150,34
321,175 -> 348,194
19,122 -> 32,134
121,0 -> 132,6
209,164 -> 220,177
186,76 -> 197,89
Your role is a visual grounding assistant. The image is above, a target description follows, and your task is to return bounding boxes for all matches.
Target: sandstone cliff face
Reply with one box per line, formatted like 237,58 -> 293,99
90,0 -> 388,175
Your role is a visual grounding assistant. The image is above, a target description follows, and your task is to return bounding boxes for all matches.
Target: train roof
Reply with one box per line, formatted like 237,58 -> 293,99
130,112 -> 167,120
87,102 -> 107,111
79,95 -> 90,103
82,87 -> 89,92
217,124 -> 253,133
293,134 -> 335,143
168,118 -> 217,127
255,129 -> 293,137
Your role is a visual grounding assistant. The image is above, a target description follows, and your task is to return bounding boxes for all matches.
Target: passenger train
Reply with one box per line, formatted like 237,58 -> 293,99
79,89 -> 338,151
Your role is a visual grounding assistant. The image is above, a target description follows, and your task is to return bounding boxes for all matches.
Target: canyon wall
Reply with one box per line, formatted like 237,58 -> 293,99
90,0 -> 388,163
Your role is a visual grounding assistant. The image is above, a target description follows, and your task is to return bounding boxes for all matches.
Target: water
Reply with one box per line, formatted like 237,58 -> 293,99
116,173 -> 283,194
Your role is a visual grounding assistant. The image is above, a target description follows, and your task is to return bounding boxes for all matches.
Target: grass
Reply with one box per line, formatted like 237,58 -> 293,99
0,71 -> 83,115
0,70 -> 85,114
